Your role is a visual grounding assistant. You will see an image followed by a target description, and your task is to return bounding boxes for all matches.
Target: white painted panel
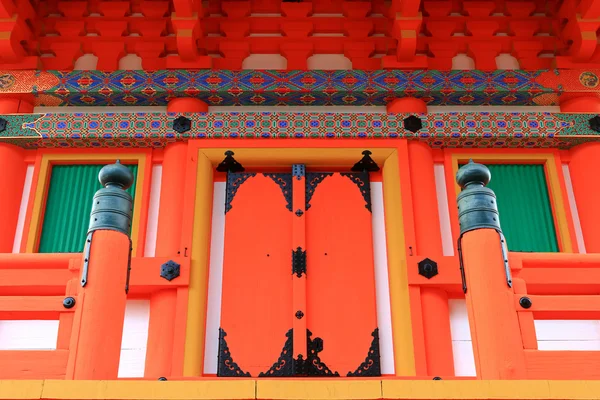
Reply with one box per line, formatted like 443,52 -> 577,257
370,182 -> 395,375
13,164 -> 34,253
562,164 -> 586,253
434,164 -> 454,256
449,299 -> 476,376
144,165 -> 162,257
203,182 -> 226,374
0,320 -> 59,350
535,320 -> 600,341
118,300 -> 150,378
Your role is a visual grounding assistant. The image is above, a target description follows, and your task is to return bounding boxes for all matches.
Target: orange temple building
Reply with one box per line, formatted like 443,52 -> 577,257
1,0 -> 600,399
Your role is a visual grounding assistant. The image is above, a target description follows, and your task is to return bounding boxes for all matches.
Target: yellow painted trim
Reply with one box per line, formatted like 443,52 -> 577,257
382,150 -> 415,376
26,153 -> 147,257
450,153 -> 573,253
41,380 -> 255,400
183,152 -> 213,376
257,380 -> 382,400
0,380 -> 44,399
199,148 -> 394,166
2,380 -> 600,400
186,146 -> 410,377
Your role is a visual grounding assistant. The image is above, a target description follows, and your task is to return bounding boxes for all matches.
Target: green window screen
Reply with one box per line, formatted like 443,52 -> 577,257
486,164 -> 558,253
39,164 -> 138,253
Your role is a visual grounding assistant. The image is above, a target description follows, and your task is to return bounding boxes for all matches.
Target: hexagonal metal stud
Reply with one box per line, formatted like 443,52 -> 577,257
160,260 -> 180,281
589,116 -> 600,133
0,118 -> 7,133
403,115 -> 423,133
172,116 -> 191,133
418,258 -> 438,279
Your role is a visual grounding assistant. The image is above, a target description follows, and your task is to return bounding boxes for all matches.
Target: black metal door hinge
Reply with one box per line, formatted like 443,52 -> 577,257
292,247 -> 306,278
292,164 -> 305,180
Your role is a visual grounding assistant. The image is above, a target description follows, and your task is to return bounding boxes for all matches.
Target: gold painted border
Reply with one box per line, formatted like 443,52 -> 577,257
450,153 -> 573,253
185,146 -> 414,376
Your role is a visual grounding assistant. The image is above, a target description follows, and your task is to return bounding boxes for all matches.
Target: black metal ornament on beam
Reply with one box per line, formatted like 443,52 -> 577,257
217,150 -> 245,173
351,150 -> 380,172
589,115 -> 600,133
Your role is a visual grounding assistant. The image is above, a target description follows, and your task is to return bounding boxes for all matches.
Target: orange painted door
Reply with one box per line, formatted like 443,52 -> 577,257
305,171 -> 380,377
218,168 -> 380,377
218,172 -> 294,377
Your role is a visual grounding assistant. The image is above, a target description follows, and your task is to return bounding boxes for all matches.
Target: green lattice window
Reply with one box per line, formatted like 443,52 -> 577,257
486,164 -> 559,253
39,164 -> 138,253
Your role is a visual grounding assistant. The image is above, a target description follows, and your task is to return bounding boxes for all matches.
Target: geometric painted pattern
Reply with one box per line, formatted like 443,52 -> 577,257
0,69 -> 567,107
0,112 -> 598,149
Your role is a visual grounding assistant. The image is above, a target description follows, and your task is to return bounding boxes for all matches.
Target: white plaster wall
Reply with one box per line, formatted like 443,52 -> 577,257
33,105 -> 563,114
74,54 -> 99,70
535,320 -> 600,350
12,164 -> 34,253
371,182 -> 395,375
449,299 -> 476,376
118,299 -> 150,378
144,165 -> 163,257
118,54 -> 143,70
204,181 -> 226,375
562,164 -> 586,253
307,54 -> 352,70
434,163 -> 454,256
495,54 -> 520,70
0,320 -> 59,350
242,54 -> 287,69
452,54 -> 475,70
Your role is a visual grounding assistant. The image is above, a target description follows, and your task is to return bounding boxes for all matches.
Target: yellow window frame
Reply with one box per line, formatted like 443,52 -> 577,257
25,152 -> 149,257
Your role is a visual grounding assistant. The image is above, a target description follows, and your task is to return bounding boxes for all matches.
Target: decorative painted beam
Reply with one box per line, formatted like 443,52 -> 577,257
0,111 -> 597,149
0,69 -> 599,107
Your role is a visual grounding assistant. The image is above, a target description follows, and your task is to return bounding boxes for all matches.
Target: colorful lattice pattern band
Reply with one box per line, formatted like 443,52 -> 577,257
0,69 -> 598,107
0,112 -> 597,149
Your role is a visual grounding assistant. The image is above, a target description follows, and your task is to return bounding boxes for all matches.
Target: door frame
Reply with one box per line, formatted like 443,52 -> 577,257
182,140 -> 414,377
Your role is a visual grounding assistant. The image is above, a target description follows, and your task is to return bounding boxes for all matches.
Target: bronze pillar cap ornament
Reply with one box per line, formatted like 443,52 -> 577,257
88,160 -> 134,236
98,160 -> 134,190
456,160 -> 501,235
456,159 -> 491,189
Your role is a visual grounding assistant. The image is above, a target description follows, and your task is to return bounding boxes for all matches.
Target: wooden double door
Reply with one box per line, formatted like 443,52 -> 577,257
218,165 -> 380,377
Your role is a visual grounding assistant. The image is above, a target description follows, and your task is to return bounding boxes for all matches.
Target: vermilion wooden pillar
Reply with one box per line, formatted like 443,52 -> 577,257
569,142 -> 600,252
456,162 -> 526,379
167,98 -> 208,113
407,142 -> 454,377
71,162 -> 134,379
0,98 -> 34,114
145,142 -> 188,378
387,97 -> 427,114
0,144 -> 26,252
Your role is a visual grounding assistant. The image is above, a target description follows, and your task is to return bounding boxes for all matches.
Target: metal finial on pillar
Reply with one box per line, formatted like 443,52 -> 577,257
88,160 -> 134,236
456,160 -> 512,293
456,160 -> 500,235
